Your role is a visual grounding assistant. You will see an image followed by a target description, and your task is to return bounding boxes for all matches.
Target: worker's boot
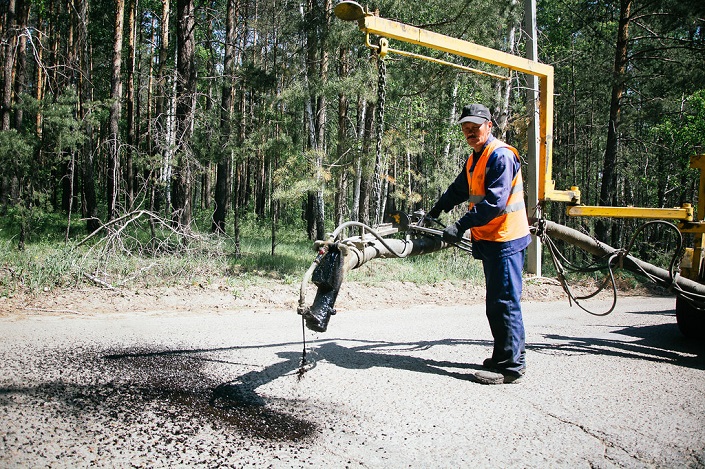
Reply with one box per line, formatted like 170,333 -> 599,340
482,357 -> 498,369
474,369 -> 524,385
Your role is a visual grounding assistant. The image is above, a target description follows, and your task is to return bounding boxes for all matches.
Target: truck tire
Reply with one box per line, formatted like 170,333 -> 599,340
675,296 -> 705,339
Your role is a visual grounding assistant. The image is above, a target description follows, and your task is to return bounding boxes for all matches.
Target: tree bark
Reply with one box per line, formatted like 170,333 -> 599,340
359,98 -> 375,225
313,0 -> 331,240
156,0 -> 170,134
13,0 -> 28,132
443,78 -> 459,163
34,7 -> 45,138
596,0 -> 632,243
154,0 -> 170,214
301,0 -> 329,240
493,0 -> 518,140
75,0 -> 99,233
301,0 -> 317,239
335,47 -> 349,227
108,0 -> 125,221
171,0 -> 196,229
371,57 -> 385,226
1,0 -> 17,131
212,0 -> 235,234
125,0 -> 137,209
351,96 -> 366,223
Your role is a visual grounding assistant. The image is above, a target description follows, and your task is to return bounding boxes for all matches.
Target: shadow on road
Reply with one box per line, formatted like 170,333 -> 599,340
98,337 -> 493,422
4,313 -> 685,440
100,318 -> 704,422
538,309 -> 705,370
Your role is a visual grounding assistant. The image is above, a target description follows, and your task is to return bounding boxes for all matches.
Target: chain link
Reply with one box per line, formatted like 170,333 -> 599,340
371,55 -> 387,226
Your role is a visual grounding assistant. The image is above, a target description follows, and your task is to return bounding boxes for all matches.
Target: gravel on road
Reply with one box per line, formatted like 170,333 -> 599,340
0,285 -> 703,468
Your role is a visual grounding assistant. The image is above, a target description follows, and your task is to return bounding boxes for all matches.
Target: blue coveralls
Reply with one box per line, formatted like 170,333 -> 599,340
433,135 -> 530,376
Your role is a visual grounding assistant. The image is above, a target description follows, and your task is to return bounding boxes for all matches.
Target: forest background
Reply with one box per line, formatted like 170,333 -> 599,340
0,0 -> 704,294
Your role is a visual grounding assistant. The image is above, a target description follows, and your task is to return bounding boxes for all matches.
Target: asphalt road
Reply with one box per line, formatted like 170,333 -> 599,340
1,295 -> 703,468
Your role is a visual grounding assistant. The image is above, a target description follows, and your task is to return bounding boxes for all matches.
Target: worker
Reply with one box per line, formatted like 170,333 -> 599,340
426,103 -> 531,385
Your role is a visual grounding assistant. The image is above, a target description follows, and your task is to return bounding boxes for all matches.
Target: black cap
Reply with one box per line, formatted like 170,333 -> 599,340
458,104 -> 491,125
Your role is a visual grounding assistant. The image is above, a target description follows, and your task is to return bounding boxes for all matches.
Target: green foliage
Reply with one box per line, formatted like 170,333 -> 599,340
0,129 -> 35,178
347,248 -> 484,284
227,230 -> 312,283
644,90 -> 705,211
0,241 -> 84,297
651,90 -> 705,159
538,0 -> 705,238
4,0 -> 703,296
40,88 -> 107,167
0,204 -> 486,296
1,207 -> 85,244
273,147 -> 327,200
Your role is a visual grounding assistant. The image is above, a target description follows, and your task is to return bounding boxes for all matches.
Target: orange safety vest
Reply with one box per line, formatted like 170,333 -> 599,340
465,138 -> 530,242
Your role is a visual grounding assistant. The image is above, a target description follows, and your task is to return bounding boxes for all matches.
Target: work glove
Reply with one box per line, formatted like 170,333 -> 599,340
426,204 -> 442,220
442,222 -> 462,243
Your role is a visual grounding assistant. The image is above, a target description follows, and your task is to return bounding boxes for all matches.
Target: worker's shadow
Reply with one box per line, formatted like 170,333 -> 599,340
104,310 -> 703,415
299,338 -> 486,378
218,313 -> 704,407
536,309 -> 705,370
212,337 -> 489,408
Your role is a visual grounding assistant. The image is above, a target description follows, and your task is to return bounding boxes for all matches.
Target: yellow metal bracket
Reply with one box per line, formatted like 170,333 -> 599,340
566,204 -> 694,221
367,35 -> 389,58
678,222 -> 705,234
364,33 -> 509,81
681,154 -> 705,280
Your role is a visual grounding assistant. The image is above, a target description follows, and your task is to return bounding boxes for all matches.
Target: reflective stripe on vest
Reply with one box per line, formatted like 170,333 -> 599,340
465,138 -> 530,242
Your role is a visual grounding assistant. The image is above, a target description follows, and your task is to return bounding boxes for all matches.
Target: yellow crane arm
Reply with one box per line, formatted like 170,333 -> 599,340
333,1 -> 580,204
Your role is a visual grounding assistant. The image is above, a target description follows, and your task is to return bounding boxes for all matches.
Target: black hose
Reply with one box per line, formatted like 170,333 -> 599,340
538,219 -> 705,316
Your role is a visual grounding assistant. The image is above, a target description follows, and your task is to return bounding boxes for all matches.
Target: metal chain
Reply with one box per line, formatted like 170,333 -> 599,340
371,55 -> 386,226
376,57 -> 386,159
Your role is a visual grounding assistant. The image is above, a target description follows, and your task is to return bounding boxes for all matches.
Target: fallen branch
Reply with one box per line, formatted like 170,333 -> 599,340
24,307 -> 83,315
77,210 -> 202,248
525,276 -> 562,286
83,273 -> 116,290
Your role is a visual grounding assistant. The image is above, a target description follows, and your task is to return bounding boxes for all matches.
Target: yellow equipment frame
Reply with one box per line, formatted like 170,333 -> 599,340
566,205 -> 693,220
334,1 -> 579,205
334,2 -> 705,241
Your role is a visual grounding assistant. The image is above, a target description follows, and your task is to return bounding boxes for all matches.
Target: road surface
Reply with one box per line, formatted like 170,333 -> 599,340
1,293 -> 703,467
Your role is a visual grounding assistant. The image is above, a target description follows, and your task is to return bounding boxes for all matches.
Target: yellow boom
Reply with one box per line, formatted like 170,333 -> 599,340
333,1 -> 580,204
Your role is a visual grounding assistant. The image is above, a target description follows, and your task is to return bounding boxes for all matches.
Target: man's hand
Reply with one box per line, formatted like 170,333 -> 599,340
426,204 -> 442,220
442,223 -> 462,243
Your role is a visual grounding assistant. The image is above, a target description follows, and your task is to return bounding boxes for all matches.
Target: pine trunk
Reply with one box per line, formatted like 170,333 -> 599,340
212,0 -> 234,234
125,0 -> 137,209
13,0 -> 28,131
596,0 -> 632,243
1,0 -> 16,131
107,0 -> 125,221
171,0 -> 196,229
76,0 -> 99,233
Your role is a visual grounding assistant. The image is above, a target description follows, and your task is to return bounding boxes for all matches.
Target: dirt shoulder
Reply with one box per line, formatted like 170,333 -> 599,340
0,276 -> 671,319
